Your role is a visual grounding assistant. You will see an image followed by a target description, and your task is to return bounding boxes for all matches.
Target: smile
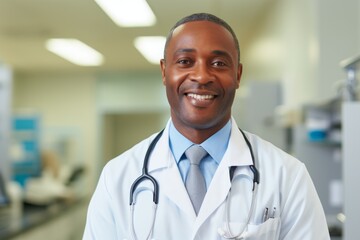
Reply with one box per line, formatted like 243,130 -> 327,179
187,93 -> 215,100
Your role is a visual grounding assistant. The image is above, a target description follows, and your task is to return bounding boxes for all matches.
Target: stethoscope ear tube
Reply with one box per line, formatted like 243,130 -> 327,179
239,129 -> 260,187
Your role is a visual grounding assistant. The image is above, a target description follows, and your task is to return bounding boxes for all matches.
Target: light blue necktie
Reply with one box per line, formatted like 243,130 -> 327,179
185,145 -> 208,215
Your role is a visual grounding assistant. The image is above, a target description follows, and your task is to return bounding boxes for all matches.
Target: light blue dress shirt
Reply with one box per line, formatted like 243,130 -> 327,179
169,120 -> 231,188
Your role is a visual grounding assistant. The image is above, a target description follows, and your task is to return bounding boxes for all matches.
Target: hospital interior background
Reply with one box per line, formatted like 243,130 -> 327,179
0,0 -> 360,239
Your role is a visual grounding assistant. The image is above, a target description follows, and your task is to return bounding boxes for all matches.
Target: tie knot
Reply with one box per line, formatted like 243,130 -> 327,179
185,145 -> 208,165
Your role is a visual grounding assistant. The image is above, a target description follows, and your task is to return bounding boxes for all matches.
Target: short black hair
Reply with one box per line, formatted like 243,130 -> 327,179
163,13 -> 240,63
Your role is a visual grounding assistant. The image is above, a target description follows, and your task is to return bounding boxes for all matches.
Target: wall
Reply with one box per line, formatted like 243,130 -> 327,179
101,112 -> 167,164
241,0 -> 319,106
95,71 -> 169,174
242,0 -> 360,107
315,0 -> 360,102
96,72 -> 167,112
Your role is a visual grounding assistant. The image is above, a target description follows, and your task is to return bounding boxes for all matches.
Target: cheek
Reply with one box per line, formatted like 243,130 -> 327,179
165,69 -> 187,91
164,74 -> 181,105
220,74 -> 240,91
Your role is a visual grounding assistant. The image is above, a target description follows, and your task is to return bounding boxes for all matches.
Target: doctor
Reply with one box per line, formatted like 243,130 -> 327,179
83,13 -> 330,240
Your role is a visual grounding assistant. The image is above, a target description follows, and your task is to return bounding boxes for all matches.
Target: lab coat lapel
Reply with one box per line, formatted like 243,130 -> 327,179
194,155 -> 231,231
193,119 -> 253,233
147,124 -> 196,219
161,153 -> 196,219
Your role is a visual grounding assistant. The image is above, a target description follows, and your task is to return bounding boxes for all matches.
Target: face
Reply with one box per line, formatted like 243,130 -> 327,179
161,21 -> 242,138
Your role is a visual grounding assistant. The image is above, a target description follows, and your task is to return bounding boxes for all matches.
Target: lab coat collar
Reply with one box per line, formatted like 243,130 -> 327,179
147,119 -> 172,172
224,117 -> 254,168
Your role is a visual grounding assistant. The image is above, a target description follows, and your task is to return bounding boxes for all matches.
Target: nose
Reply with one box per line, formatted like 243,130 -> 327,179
190,62 -> 214,84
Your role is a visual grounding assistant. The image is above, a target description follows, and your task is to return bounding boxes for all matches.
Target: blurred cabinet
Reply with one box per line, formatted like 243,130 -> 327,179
340,55 -> 360,240
11,114 -> 42,187
342,102 -> 360,240
0,64 -> 12,181
303,99 -> 341,144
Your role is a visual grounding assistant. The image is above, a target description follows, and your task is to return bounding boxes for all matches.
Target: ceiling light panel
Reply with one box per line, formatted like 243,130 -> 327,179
134,36 -> 166,65
94,0 -> 156,27
46,39 -> 104,66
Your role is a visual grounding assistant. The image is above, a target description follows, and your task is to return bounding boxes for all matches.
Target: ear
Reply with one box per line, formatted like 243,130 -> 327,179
236,63 -> 243,88
160,59 -> 166,85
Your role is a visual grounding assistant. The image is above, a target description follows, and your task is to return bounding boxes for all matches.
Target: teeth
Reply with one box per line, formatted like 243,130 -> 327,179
187,93 -> 214,100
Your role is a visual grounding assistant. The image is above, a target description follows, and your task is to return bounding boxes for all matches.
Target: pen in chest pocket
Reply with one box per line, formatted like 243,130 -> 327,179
262,207 -> 276,222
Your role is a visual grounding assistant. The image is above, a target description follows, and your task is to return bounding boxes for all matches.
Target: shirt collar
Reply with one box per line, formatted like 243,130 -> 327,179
169,120 -> 232,164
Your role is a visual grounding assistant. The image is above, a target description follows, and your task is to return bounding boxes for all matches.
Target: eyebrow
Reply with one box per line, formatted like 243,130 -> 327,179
174,48 -> 232,59
175,48 -> 195,54
211,50 -> 232,60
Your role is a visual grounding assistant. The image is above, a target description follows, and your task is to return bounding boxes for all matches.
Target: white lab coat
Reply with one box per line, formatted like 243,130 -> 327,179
83,118 -> 330,240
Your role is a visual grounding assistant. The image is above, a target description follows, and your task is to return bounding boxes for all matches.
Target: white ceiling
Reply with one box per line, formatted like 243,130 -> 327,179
0,0 -> 275,73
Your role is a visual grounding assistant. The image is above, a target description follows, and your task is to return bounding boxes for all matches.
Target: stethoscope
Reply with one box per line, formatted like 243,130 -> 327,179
129,128 -> 260,240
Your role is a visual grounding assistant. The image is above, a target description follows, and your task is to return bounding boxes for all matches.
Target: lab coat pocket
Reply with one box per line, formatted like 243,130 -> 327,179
219,218 -> 280,240
244,218 -> 281,240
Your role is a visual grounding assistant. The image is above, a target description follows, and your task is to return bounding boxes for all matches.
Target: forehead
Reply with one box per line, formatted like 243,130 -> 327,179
167,21 -> 237,56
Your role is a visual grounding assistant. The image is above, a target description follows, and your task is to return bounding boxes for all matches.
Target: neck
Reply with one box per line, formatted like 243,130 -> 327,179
172,118 -> 230,144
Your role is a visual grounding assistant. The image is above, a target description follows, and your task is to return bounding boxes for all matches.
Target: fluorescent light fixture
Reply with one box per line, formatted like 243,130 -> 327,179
46,39 -> 104,66
94,0 -> 156,27
134,36 -> 166,64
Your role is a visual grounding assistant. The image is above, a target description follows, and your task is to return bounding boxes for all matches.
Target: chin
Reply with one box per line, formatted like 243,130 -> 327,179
184,116 -> 225,130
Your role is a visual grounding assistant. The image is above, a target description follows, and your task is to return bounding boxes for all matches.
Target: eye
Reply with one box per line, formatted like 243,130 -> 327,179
176,58 -> 193,66
212,60 -> 227,67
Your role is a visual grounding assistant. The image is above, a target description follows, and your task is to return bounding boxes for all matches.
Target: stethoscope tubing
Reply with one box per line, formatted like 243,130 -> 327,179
129,128 -> 260,240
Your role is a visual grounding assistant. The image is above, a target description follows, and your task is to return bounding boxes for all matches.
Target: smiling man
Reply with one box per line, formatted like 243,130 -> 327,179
83,13 -> 330,240
160,18 -> 241,144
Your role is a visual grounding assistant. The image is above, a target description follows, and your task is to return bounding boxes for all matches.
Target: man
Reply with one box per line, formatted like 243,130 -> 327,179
83,13 -> 330,239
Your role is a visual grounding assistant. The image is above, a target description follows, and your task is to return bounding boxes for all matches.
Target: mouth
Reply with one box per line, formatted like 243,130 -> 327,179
185,92 -> 217,107
186,93 -> 215,101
